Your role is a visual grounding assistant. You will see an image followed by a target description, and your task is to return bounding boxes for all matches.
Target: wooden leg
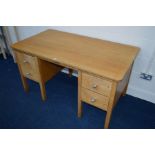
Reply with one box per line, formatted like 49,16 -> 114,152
78,100 -> 82,118
121,64 -> 133,97
36,58 -> 47,101
68,69 -> 73,77
121,85 -> 128,96
78,71 -> 82,117
17,63 -> 29,92
20,75 -> 29,92
104,108 -> 113,129
39,81 -> 46,101
104,82 -> 117,129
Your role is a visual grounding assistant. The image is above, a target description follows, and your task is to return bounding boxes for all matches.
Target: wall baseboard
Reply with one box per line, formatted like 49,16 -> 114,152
127,85 -> 155,104
62,69 -> 155,104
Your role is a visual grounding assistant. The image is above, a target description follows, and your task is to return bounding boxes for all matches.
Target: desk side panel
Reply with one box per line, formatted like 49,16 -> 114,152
114,64 -> 133,105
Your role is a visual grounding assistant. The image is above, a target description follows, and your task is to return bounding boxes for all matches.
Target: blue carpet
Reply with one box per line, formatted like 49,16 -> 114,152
0,55 -> 155,129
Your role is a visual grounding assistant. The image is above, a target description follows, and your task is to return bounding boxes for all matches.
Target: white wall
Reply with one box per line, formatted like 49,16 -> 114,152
9,26 -> 155,103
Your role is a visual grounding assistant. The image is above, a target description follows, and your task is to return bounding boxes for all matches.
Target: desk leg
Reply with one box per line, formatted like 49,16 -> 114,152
21,76 -> 29,92
17,64 -> 29,92
122,85 -> 128,96
68,69 -> 73,77
39,81 -> 46,101
104,82 -> 117,129
78,71 -> 82,117
37,59 -> 47,101
122,63 -> 133,97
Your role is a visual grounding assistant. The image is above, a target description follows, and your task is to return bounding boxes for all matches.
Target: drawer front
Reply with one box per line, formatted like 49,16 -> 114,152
82,73 -> 112,96
16,52 -> 39,81
81,88 -> 109,111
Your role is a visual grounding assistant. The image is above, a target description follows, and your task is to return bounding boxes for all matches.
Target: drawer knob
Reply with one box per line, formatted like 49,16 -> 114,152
23,60 -> 28,63
26,73 -> 31,76
90,98 -> 96,103
92,84 -> 97,89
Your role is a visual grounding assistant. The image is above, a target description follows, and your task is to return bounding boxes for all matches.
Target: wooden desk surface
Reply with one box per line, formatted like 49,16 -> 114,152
12,29 -> 140,81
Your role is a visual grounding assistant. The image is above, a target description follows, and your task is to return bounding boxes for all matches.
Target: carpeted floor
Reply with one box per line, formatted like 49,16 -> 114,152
0,55 -> 155,129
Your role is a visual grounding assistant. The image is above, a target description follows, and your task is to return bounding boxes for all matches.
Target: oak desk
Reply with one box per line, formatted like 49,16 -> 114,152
12,29 -> 140,128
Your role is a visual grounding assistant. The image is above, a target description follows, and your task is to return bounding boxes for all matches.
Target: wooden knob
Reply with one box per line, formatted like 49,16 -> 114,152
92,84 -> 97,89
23,60 -> 28,63
90,98 -> 96,103
26,73 -> 31,76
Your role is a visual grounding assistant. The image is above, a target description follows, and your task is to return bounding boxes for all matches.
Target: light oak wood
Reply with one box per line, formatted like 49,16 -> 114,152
39,82 -> 46,101
12,29 -> 140,128
15,51 -> 62,101
82,72 -> 112,96
104,81 -> 117,129
17,63 -> 29,92
81,88 -> 109,111
16,52 -> 39,81
78,71 -> 82,117
15,51 -> 29,92
36,58 -> 47,101
114,64 -> 133,106
38,59 -> 62,83
121,63 -> 133,97
12,29 -> 139,82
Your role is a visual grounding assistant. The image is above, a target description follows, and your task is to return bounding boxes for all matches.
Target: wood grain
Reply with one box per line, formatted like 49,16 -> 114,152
104,81 -> 117,129
38,59 -> 62,83
78,71 -> 82,117
81,88 -> 109,111
15,50 -> 62,101
17,64 -> 29,92
12,30 -> 140,128
82,72 -> 112,96
16,52 -> 39,81
114,64 -> 133,106
36,58 -> 47,101
12,29 -> 140,81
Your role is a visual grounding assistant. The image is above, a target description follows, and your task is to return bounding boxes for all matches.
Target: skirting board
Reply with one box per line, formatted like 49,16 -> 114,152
127,85 -> 155,104
62,69 -> 155,104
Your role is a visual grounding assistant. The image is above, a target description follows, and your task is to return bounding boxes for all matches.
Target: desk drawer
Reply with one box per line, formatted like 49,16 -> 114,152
81,88 -> 109,111
16,52 -> 39,81
82,73 -> 112,96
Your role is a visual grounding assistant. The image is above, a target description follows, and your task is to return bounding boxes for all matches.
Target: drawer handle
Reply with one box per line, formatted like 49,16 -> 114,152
92,84 -> 97,89
26,73 -> 31,76
90,98 -> 96,103
23,60 -> 28,63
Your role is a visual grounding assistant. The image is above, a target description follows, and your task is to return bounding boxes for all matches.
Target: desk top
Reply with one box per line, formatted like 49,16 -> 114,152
12,29 -> 140,81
